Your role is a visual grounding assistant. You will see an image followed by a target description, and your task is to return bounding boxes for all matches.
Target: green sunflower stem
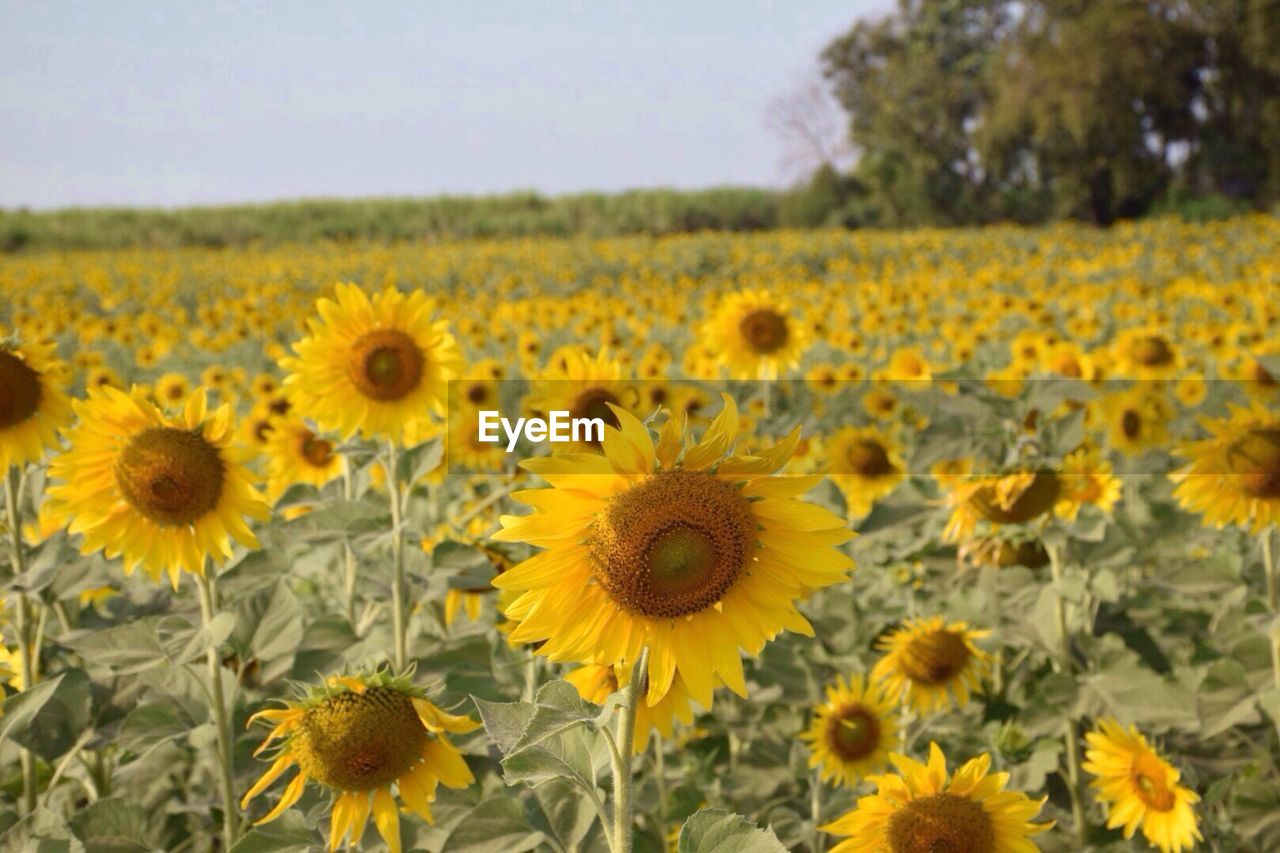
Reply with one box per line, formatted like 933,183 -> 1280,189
387,440 -> 408,670
809,769 -> 823,853
1262,528 -> 1280,693
341,456 -> 359,632
610,646 -> 650,853
1047,541 -> 1088,848
6,466 -> 39,816
196,569 -> 239,846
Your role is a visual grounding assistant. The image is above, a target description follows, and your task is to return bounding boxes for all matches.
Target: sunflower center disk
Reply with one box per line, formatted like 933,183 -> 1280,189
571,388 -> 622,431
1132,335 -> 1174,366
901,630 -> 972,685
737,309 -> 789,354
846,440 -> 894,477
300,433 -> 334,467
1131,755 -> 1176,811
1121,409 -> 1143,440
1227,428 -> 1280,499
115,427 -> 225,526
886,793 -> 996,853
347,329 -> 425,402
589,470 -> 756,619
829,706 -> 879,761
294,687 -> 427,791
0,351 -> 43,429
969,472 -> 1060,524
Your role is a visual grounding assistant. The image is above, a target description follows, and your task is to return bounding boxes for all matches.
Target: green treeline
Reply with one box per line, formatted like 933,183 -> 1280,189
817,0 -> 1280,226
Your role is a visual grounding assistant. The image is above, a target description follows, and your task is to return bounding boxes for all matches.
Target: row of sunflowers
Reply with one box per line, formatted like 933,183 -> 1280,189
2,215 -> 1279,851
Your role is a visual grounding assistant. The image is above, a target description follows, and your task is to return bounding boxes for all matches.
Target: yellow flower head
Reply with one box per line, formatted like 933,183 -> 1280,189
0,334 -> 73,471
281,284 -> 462,444
827,425 -> 907,518
871,616 -> 991,714
822,742 -> 1051,853
701,289 -> 808,379
801,674 -> 898,787
47,387 -> 268,587
493,395 -> 854,709
1170,401 -> 1280,533
243,670 -> 478,853
1083,718 -> 1202,853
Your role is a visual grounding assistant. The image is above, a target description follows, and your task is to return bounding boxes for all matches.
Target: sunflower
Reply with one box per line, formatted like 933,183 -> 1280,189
801,674 -> 897,787
493,395 -> 854,708
154,372 -> 192,409
564,662 -> 701,753
264,419 -> 344,501
1056,445 -> 1122,521
943,471 -> 1062,543
1112,328 -> 1182,379
47,387 -> 268,586
821,742 -> 1051,853
701,290 -> 808,379
0,335 -> 72,471
1100,387 -> 1172,456
1170,402 -> 1280,533
524,349 -> 638,451
827,426 -> 907,518
281,284 -> 462,444
871,616 -> 990,714
1083,718 -> 1202,853
243,670 -> 478,853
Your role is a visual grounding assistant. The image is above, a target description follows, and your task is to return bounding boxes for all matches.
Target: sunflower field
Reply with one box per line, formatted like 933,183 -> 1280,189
2,214 -> 1280,852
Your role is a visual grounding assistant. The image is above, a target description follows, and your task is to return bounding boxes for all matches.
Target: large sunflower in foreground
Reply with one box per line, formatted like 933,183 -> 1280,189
47,388 -> 268,586
243,671 -> 478,853
871,616 -> 990,714
821,742 -> 1051,852
493,395 -> 854,707
1170,402 -> 1280,533
801,673 -> 897,787
0,335 -> 73,471
281,284 -> 462,444
701,290 -> 808,379
1083,718 -> 1202,853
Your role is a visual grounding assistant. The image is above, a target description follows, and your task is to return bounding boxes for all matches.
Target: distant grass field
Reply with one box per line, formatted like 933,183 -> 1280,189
0,187 -> 786,252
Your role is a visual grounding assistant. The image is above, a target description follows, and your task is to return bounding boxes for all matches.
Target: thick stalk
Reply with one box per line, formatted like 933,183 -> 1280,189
810,770 -> 823,853
341,456 -> 359,631
197,570 -> 238,846
1048,542 -> 1087,848
387,441 -> 408,670
610,647 -> 650,853
6,468 -> 38,815
1262,529 -> 1280,692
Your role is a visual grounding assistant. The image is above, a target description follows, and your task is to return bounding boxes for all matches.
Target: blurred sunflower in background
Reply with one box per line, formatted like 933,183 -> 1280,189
821,742 -> 1051,852
1083,718 -> 1202,853
243,670 -> 477,853
801,674 -> 897,787
281,283 -> 462,444
1056,445 -> 1122,520
525,348 -> 637,450
0,334 -> 72,471
1170,402 -> 1280,533
264,419 -> 344,502
827,425 -> 907,518
702,290 -> 808,379
48,388 -> 267,586
943,470 -> 1061,542
872,616 -> 990,713
494,396 -> 853,708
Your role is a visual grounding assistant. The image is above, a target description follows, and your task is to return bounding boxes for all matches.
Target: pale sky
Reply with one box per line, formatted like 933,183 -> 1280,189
0,1 -> 891,209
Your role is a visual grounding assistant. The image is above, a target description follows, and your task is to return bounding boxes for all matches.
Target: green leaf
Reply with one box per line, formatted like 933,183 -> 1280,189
533,778 -> 597,852
62,618 -> 173,674
1196,659 -> 1260,738
238,581 -> 304,664
473,696 -> 536,753
397,437 -> 444,483
117,703 -> 195,755
229,811 -> 315,853
507,681 -> 598,754
1,669 -> 93,760
68,799 -> 152,852
434,541 -> 498,591
443,797 -> 546,853
676,809 -> 787,853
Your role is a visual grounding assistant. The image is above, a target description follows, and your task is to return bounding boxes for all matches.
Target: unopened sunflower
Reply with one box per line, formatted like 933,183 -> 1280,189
801,673 -> 897,787
494,395 -> 853,707
281,283 -> 462,443
243,670 -> 478,853
702,290 -> 808,379
872,616 -> 990,713
1171,402 -> 1280,533
48,388 -> 267,586
821,742 -> 1051,852
1083,718 -> 1202,853
0,334 -> 72,471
